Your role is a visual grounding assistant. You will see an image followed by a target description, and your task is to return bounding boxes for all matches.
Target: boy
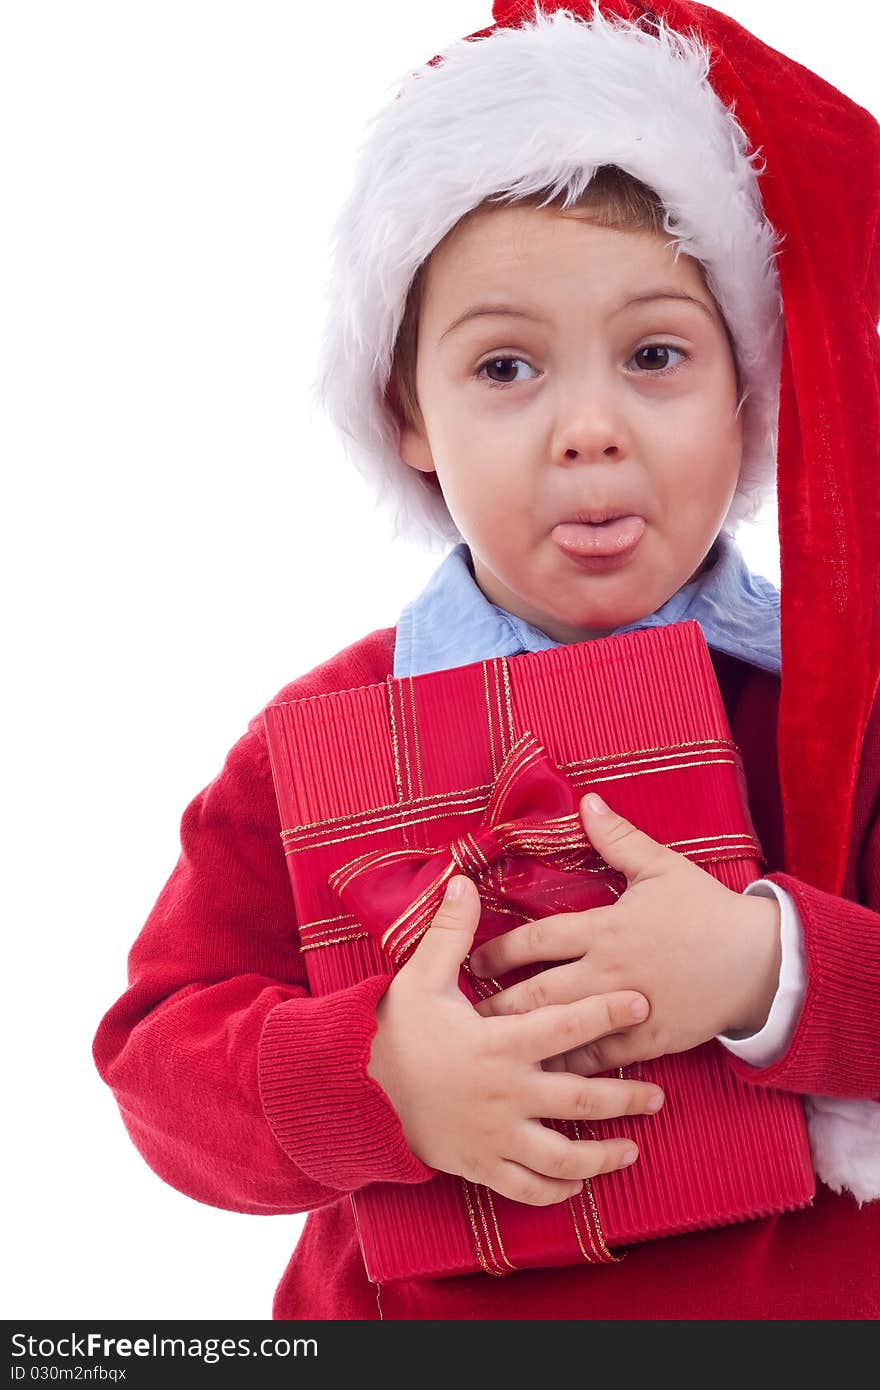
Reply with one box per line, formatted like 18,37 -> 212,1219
94,1 -> 880,1318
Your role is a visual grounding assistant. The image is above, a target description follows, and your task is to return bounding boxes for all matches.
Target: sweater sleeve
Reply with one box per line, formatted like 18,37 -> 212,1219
718,804 -> 880,1099
92,712 -> 436,1216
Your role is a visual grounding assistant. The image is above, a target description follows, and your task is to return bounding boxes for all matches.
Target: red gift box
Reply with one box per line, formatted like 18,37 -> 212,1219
263,620 -> 815,1282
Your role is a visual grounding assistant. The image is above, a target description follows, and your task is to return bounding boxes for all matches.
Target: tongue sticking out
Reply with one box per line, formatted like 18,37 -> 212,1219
552,516 -> 646,558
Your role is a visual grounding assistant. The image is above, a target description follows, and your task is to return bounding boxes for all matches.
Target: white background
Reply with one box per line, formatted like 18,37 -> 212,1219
3,1 -> 876,1320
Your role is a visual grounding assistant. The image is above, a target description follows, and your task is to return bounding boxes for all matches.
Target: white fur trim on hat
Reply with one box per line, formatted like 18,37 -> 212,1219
312,1 -> 785,552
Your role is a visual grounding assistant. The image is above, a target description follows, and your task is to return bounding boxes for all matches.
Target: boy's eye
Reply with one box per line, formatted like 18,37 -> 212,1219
629,344 -> 688,375
474,343 -> 688,389
475,356 -> 539,387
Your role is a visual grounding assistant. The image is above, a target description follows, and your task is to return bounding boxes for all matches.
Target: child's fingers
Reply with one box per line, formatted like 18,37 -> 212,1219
498,990 -> 650,1064
507,1124 -> 639,1194
407,874 -> 480,989
470,914 -> 588,977
480,1158 -> 596,1208
528,1072 -> 664,1122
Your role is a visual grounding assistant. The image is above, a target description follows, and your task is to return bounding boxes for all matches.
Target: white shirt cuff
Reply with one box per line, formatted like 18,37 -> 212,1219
715,879 -> 807,1067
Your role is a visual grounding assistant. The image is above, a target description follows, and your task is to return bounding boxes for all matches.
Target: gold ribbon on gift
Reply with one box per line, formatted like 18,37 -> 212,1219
328,731 -> 611,969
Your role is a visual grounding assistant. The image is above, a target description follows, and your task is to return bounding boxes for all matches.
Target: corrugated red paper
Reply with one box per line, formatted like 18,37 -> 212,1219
263,620 -> 814,1281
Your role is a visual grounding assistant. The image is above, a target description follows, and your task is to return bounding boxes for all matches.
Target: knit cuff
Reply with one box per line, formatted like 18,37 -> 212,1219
258,973 -> 438,1191
720,871 -> 880,1098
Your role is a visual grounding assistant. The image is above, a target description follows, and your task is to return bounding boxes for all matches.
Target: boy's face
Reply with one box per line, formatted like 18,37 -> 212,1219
397,205 -> 743,643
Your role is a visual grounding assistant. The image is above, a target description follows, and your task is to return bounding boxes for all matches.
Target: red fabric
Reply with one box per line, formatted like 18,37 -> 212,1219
93,624 -> 880,1320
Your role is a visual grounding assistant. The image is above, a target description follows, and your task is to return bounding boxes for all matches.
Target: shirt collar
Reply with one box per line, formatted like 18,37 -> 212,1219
394,532 -> 780,679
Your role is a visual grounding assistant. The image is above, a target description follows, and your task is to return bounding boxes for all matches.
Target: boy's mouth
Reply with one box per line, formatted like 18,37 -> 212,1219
551,515 -> 646,561
564,508 -> 631,525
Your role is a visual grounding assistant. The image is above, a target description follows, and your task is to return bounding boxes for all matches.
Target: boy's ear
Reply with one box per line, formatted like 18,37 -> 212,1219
397,420 -> 436,476
385,371 -> 437,477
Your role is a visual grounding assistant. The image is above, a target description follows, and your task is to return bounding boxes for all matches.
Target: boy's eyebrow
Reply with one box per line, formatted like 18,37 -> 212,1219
439,290 -> 714,340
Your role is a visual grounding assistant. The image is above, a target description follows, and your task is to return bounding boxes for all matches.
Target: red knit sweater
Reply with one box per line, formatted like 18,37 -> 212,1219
92,625 -> 880,1319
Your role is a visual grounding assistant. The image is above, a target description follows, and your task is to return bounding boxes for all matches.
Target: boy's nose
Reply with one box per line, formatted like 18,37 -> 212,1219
551,409 -> 629,466
550,378 -> 631,463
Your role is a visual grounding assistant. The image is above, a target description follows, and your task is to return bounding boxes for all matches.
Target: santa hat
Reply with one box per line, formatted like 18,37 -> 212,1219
313,1 -> 880,1199
315,1 -> 784,548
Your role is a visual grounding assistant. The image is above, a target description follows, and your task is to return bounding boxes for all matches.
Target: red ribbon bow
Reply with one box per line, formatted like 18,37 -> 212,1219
328,731 -> 611,968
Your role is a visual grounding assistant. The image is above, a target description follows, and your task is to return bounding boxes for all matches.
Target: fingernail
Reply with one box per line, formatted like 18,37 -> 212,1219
446,876 -> 466,900
630,996 -> 649,1020
585,793 -> 608,815
646,1091 -> 665,1112
621,1147 -> 639,1166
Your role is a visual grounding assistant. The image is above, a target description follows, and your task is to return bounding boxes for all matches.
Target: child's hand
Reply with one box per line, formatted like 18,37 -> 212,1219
366,875 -> 666,1207
470,795 -> 783,1076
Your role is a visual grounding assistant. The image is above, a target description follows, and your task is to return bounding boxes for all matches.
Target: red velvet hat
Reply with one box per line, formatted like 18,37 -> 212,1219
313,1 -> 880,902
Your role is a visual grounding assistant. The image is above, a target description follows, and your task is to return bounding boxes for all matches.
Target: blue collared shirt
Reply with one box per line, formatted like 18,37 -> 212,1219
394,532 -> 781,679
